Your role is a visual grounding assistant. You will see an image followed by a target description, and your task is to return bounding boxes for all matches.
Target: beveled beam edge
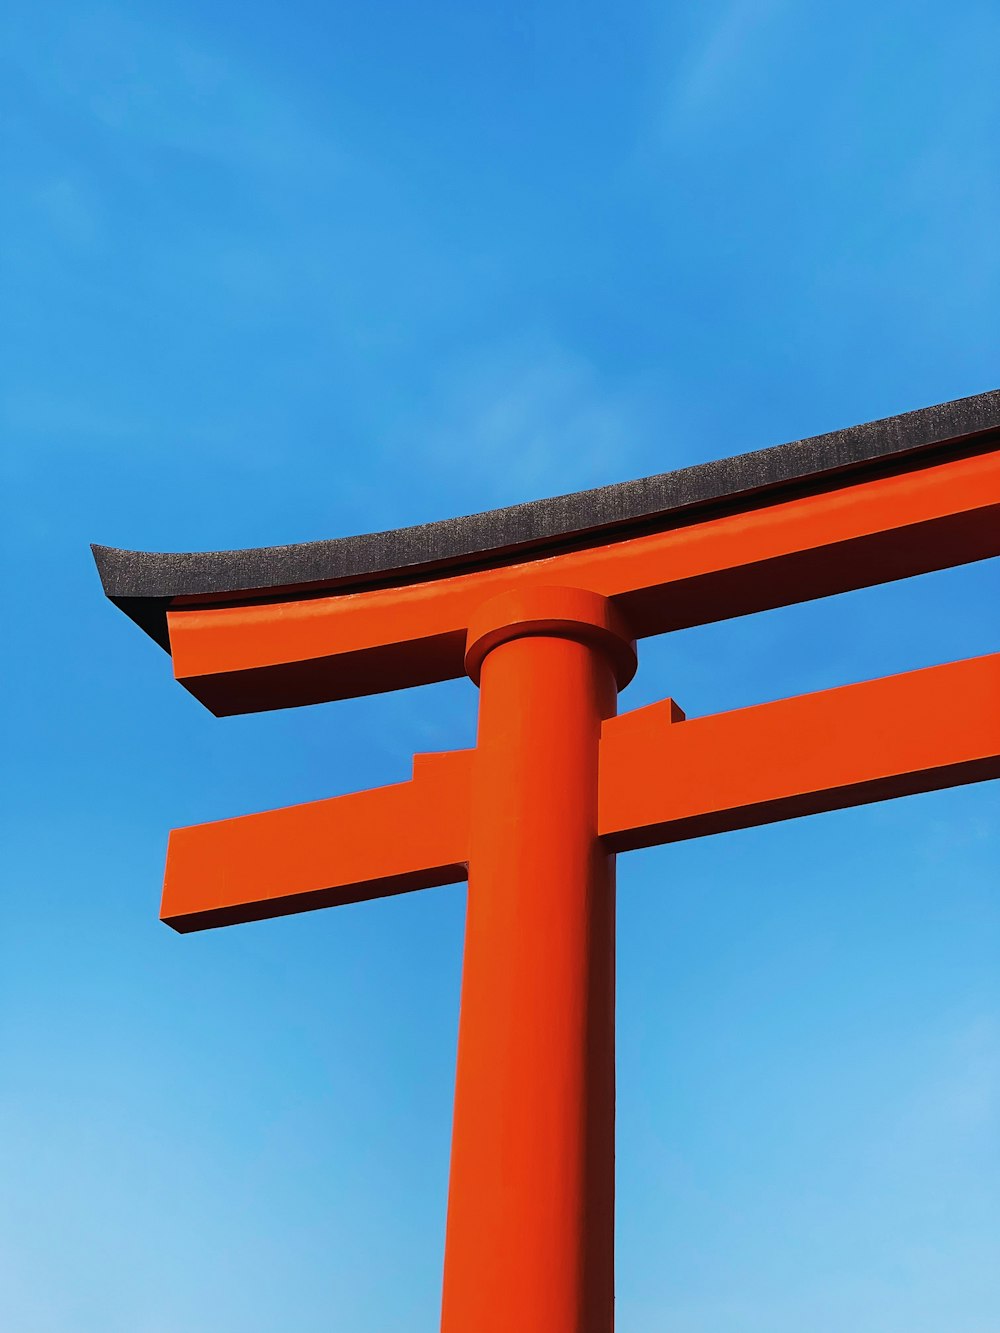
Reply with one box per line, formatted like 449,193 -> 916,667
93,387 -> 1000,650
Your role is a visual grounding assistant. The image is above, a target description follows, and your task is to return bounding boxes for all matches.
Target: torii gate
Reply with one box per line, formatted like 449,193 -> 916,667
95,389 -> 1000,1333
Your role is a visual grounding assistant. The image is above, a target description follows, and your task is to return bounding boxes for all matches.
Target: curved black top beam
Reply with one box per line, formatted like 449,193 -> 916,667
93,388 -> 1000,649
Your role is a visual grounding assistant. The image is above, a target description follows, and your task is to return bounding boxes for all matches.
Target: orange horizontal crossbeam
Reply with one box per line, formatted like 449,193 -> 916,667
166,446 -> 1000,714
161,750 -> 473,932
599,653 -> 1000,851
159,653 -> 998,934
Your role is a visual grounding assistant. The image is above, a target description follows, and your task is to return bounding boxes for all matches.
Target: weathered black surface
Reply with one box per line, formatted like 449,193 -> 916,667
93,388 -> 1000,649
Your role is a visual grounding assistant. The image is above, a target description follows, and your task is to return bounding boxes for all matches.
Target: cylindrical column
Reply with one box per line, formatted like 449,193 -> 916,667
441,588 -> 636,1333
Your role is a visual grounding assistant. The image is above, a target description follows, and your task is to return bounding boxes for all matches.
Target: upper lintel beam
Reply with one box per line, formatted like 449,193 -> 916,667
92,390 -> 1000,714
170,445 -> 998,713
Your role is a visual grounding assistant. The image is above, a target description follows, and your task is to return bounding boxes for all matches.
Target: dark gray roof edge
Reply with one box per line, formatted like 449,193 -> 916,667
93,387 -> 1000,633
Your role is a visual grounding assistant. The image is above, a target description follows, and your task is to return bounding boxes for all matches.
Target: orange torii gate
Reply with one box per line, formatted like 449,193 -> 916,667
95,390 -> 1000,1333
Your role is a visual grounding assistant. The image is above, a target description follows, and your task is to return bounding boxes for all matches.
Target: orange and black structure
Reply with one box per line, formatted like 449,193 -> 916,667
95,389 -> 1000,1333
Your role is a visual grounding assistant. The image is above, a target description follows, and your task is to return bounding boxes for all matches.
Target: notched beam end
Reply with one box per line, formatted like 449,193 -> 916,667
160,748 -> 474,932
602,696 -> 685,747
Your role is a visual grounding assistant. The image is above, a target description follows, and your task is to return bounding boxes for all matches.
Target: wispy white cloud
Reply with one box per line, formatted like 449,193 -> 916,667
13,6 -> 340,179
4,7 -> 352,467
659,0 -> 791,140
415,334 -> 652,508
7,2 -> 345,286
28,175 -> 103,251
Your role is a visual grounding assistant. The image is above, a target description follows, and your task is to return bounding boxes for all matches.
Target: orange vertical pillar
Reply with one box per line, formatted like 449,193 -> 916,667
440,587 -> 637,1333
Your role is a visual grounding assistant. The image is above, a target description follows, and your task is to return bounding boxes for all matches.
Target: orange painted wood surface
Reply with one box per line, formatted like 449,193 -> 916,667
600,653 -> 1000,851
158,653 -> 999,935
441,612 -> 618,1333
161,749 -> 472,932
166,446 -> 1000,713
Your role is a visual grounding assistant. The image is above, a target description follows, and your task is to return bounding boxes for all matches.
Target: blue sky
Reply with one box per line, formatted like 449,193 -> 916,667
2,1 -> 998,1329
